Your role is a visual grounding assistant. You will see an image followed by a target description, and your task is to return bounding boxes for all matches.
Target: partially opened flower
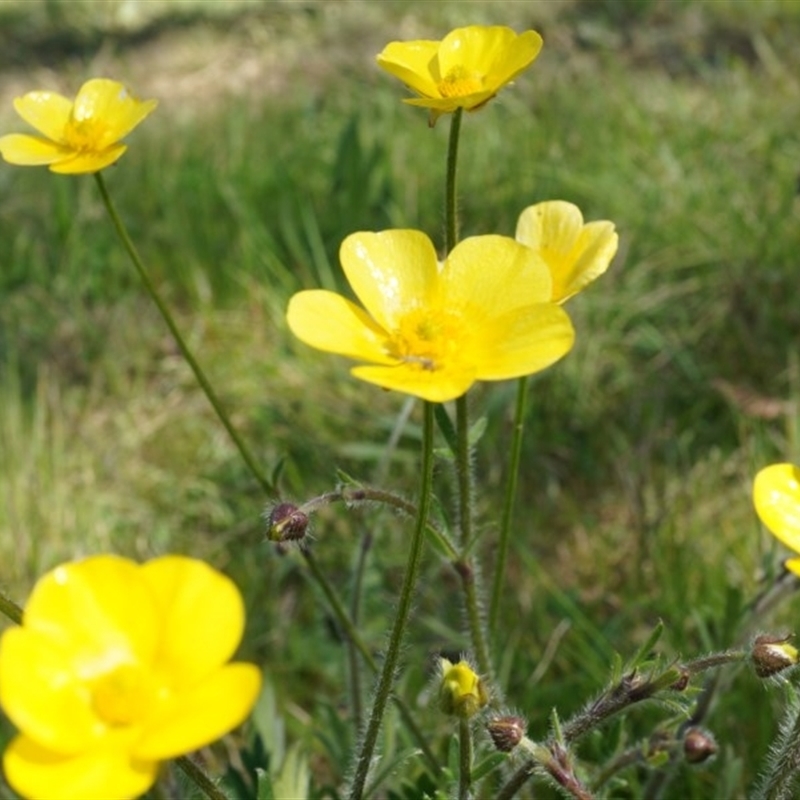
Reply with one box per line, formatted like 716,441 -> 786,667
754,463 -> 800,575
516,201 -> 619,304
0,78 -> 157,174
0,554 -> 261,800
286,230 -> 574,403
377,25 -> 542,126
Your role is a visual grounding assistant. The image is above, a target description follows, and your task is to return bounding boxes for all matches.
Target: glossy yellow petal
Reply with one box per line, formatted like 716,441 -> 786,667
135,663 -> 261,759
339,230 -> 440,330
516,201 -> 618,302
403,91 -> 497,113
0,133 -> 72,166
438,26 -> 540,92
49,144 -> 127,174
754,463 -> 800,554
72,79 -> 157,148
23,556 -> 159,666
471,303 -> 574,380
13,91 -> 72,141
442,235 -> 552,321
785,557 -> 800,577
376,40 -> 440,98
140,556 -> 245,684
0,628 -> 99,753
4,735 -> 156,800
352,362 -> 476,403
287,290 -> 394,364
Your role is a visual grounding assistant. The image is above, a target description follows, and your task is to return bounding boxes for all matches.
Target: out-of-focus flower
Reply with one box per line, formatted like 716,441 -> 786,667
515,201 -> 618,304
438,658 -> 488,718
0,78 -> 157,174
0,555 -> 261,800
377,25 -> 542,126
753,463 -> 800,575
286,230 -> 574,403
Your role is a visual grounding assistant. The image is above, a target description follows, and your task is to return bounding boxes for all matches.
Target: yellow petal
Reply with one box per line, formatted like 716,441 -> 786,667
437,26 -> 540,92
0,133 -> 72,166
49,144 -> 127,174
4,734 -> 156,800
72,79 -> 158,148
287,290 -> 394,364
352,362 -> 476,403
139,556 -> 245,685
339,230 -> 440,331
23,555 -> 160,667
376,40 -> 441,98
472,303 -> 575,380
0,628 -> 100,753
135,663 -> 261,759
13,91 -> 72,141
403,92 -> 497,113
442,235 -> 552,321
754,463 -> 800,554
516,201 -> 618,302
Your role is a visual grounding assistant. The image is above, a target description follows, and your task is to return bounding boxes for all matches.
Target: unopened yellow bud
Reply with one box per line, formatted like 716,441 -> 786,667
438,658 -> 488,718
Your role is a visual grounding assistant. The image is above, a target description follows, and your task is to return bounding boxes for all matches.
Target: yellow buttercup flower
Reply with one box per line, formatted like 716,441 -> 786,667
438,658 -> 488,718
377,25 -> 542,126
0,78 -> 157,174
754,463 -> 800,576
286,230 -> 575,403
0,555 -> 261,800
516,201 -> 619,304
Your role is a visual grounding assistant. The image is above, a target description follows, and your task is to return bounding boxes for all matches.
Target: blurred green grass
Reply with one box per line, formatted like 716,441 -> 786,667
1,0 -> 800,796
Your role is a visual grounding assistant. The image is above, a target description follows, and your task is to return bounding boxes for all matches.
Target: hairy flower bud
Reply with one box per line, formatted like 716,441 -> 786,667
438,658 -> 488,718
487,715 -> 527,752
265,503 -> 309,543
683,727 -> 718,764
751,633 -> 799,678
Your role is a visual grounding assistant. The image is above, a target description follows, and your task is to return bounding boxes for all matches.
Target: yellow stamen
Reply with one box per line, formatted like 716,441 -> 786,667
91,663 -> 148,727
437,66 -> 483,98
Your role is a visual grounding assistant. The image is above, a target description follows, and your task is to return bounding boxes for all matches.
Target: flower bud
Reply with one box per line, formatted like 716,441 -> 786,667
683,727 -> 718,764
751,633 -> 799,678
487,715 -> 527,752
438,658 -> 488,718
265,503 -> 309,543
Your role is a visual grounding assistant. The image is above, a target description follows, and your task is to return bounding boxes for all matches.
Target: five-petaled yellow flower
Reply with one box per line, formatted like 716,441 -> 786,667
286,230 -> 575,403
516,201 -> 619,304
377,25 -> 542,126
754,463 -> 800,576
0,554 -> 261,800
0,78 -> 157,174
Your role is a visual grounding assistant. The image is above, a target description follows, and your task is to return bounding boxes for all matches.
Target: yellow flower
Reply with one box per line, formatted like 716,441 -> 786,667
286,230 -> 575,403
754,463 -> 800,576
0,555 -> 261,800
377,25 -> 542,126
516,201 -> 619,304
438,658 -> 488,718
0,78 -> 157,174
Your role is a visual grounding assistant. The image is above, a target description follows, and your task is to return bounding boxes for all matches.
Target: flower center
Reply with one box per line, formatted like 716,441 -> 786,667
91,663 -> 149,727
64,115 -> 108,151
389,308 -> 464,371
437,66 -> 483,98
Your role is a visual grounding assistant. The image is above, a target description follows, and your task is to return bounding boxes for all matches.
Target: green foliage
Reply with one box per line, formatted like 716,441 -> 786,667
1,0 -> 800,798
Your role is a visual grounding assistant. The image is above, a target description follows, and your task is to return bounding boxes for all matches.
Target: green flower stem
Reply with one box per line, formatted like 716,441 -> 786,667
348,530 -> 371,732
444,107 -> 463,255
0,589 -> 23,625
93,173 -> 274,498
752,700 -> 800,800
298,485 -> 457,560
455,394 -> 491,680
303,548 -> 439,775
458,716 -> 473,800
348,402 -> 436,800
489,375 -> 528,633
175,755 -> 229,800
